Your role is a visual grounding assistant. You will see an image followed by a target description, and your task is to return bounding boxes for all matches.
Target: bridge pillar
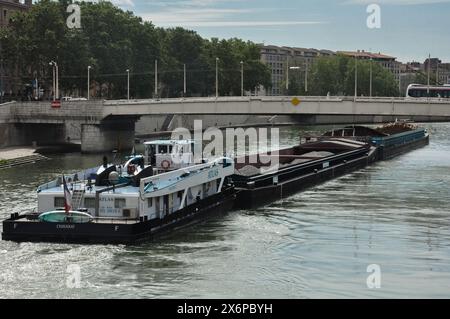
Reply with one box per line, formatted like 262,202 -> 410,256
81,119 -> 135,153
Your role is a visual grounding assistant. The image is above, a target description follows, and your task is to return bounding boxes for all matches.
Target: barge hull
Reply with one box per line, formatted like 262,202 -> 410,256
234,148 -> 376,209
378,134 -> 429,160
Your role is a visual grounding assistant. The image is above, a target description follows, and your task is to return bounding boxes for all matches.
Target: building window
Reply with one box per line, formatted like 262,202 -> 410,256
147,198 -> 152,207
114,198 -> 126,209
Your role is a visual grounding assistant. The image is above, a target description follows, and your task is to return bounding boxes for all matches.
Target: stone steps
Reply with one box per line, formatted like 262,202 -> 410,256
0,154 -> 49,170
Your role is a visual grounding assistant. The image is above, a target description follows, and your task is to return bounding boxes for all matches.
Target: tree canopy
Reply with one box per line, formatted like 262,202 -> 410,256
297,55 -> 400,97
0,0 -> 271,99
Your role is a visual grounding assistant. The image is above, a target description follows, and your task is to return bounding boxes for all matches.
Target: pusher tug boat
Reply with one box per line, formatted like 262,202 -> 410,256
2,140 -> 236,244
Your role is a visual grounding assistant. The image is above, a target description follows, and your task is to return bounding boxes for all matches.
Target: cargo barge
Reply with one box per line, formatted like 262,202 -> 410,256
232,138 -> 378,209
232,122 -> 429,209
2,123 -> 429,244
321,122 -> 429,160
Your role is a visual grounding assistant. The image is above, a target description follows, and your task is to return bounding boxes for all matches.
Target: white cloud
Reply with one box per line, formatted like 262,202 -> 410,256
144,0 -> 246,8
110,0 -> 135,7
141,6 -> 325,28
145,20 -> 325,28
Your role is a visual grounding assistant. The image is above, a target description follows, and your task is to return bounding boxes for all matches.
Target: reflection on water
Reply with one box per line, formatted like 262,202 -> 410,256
0,124 -> 450,298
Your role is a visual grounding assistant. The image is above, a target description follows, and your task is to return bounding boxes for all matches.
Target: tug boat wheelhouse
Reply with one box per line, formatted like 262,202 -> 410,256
2,140 -> 235,244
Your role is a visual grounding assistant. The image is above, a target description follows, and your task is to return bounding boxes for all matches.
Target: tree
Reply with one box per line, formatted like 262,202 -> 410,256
309,55 -> 399,97
2,1 -> 272,99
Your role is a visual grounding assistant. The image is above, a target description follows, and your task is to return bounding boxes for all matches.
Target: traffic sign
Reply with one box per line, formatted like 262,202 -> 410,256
51,100 -> 61,108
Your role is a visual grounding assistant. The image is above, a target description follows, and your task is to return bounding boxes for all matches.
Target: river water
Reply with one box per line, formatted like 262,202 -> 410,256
0,123 -> 449,299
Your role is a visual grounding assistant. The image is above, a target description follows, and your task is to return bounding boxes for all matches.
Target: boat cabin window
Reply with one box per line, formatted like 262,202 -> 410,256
147,198 -> 153,208
54,197 -> 65,208
114,198 -> 126,209
222,158 -> 232,168
84,198 -> 96,208
159,145 -> 173,154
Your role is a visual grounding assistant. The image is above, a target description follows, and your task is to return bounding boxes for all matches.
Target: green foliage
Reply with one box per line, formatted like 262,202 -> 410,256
1,1 -> 271,99
307,55 -> 399,97
413,71 -> 440,86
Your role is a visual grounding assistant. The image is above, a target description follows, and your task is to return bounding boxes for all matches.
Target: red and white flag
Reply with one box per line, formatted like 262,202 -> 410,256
62,175 -> 72,214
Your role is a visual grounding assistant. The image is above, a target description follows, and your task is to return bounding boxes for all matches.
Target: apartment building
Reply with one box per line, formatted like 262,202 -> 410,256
260,45 -> 335,96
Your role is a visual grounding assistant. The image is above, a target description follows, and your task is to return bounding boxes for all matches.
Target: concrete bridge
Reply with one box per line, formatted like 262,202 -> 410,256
1,96 -> 449,152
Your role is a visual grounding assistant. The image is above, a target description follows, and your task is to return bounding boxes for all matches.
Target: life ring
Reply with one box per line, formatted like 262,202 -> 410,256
161,160 -> 171,170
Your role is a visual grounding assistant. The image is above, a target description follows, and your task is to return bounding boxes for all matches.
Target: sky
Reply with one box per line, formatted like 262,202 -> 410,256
111,0 -> 450,63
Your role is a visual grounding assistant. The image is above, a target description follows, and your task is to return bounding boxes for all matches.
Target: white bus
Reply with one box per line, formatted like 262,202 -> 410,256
406,84 -> 450,98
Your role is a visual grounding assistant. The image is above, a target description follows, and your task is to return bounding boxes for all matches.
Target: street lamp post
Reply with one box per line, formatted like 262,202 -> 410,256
354,57 -> 358,100
240,61 -> 244,97
369,57 -> 373,98
49,61 -> 59,101
427,53 -> 431,97
126,69 -> 130,100
155,59 -> 158,97
288,66 -> 300,95
215,57 -> 219,98
55,63 -> 59,100
87,66 -> 91,100
305,60 -> 308,93
183,63 -> 186,97
286,56 -> 289,92
0,57 -> 3,105
0,40 -> 3,104
51,64 -> 55,101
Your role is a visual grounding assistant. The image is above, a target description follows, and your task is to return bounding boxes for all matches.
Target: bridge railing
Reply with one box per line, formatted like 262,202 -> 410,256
102,95 -> 450,105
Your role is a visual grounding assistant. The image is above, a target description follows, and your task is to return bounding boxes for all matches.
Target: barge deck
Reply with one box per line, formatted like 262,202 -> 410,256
232,123 -> 429,210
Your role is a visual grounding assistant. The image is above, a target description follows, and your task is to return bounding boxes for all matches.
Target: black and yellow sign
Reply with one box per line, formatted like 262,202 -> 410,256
291,97 -> 301,106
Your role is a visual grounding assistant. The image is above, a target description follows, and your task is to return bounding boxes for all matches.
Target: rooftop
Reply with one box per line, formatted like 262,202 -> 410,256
338,50 -> 396,60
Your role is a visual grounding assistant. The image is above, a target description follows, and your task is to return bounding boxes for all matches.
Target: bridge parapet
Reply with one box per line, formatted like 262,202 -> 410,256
2,96 -> 450,122
6,100 -> 105,124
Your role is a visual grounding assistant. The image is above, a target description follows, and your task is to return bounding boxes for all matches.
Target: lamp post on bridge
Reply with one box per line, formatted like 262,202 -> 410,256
305,60 -> 308,94
215,57 -> 219,98
49,61 -> 59,101
286,56 -> 289,93
0,38 -> 3,104
354,57 -> 358,101
369,57 -> 373,98
155,59 -> 158,98
427,53 -> 431,97
183,63 -> 186,97
240,61 -> 244,97
87,65 -> 92,100
288,66 -> 300,95
126,69 -> 130,100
